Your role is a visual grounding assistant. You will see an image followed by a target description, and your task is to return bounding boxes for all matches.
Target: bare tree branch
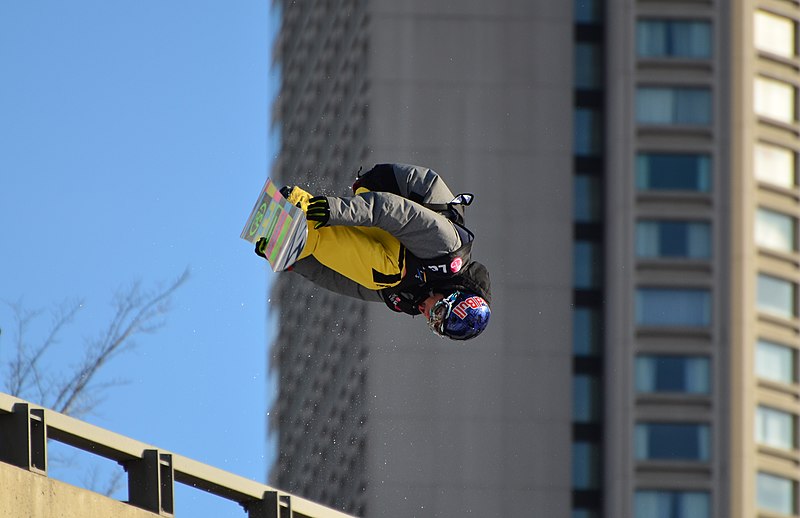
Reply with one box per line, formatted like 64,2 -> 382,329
52,268 -> 190,416
4,300 -> 82,401
5,302 -> 40,397
2,268 -> 190,418
1,268 -> 190,498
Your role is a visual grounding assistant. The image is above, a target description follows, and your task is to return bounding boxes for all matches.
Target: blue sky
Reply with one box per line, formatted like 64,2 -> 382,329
0,2 -> 280,516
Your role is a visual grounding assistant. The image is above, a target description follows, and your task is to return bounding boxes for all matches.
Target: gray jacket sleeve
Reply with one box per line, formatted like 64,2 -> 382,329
291,256 -> 384,302
325,191 -> 462,259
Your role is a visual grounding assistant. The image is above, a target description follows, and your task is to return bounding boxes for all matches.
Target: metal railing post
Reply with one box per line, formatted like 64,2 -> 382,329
126,449 -> 174,516
280,494 -> 293,518
246,490 -> 281,518
0,403 -> 47,475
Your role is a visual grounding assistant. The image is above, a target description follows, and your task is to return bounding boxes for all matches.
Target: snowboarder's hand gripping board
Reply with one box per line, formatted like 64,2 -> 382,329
241,178 -> 308,272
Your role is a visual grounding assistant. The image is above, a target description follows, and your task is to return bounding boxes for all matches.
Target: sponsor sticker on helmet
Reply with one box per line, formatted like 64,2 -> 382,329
450,257 -> 463,273
452,296 -> 487,319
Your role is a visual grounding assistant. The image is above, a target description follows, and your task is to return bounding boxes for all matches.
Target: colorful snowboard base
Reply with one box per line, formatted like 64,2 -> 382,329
241,178 -> 308,272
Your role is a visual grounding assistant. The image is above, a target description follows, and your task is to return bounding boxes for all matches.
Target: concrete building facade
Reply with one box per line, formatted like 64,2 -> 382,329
270,1 -> 800,517
604,0 -> 800,517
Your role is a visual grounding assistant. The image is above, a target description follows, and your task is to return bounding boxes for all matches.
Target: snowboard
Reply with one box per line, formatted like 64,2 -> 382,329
241,178 -> 308,272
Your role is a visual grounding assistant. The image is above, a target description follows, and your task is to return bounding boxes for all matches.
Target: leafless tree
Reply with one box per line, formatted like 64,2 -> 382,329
3,269 -> 189,416
1,268 -> 190,495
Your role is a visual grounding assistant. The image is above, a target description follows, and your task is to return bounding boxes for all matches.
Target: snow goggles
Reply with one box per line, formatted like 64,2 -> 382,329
426,291 -> 460,338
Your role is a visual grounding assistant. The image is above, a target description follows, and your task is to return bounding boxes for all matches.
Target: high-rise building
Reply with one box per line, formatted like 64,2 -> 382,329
269,1 -> 800,517
603,1 -> 800,516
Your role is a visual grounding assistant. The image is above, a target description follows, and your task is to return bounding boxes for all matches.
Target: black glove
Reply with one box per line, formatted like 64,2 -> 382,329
254,237 -> 268,259
306,196 -> 330,229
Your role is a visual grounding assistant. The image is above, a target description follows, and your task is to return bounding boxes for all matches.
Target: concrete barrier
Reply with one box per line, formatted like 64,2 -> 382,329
0,393 -> 357,518
0,461 -> 153,518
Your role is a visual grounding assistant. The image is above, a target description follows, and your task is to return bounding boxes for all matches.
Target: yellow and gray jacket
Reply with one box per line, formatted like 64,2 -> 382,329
292,164 -> 492,315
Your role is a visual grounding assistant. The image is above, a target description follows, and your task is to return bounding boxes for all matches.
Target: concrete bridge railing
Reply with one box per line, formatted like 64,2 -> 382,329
0,392 -> 357,518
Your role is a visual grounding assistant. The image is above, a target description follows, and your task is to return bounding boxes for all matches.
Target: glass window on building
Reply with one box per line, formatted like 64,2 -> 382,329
755,77 -> 796,124
575,108 -> 603,157
756,207 -> 797,253
636,288 -> 711,327
758,472 -> 798,515
574,374 -> 601,423
635,490 -> 710,518
635,422 -> 710,461
755,143 -> 796,189
756,339 -> 798,384
636,220 -> 711,259
575,42 -> 602,90
574,306 -> 602,356
756,405 -> 797,451
755,10 -> 796,59
575,240 -> 602,289
575,0 -> 602,24
572,441 -> 601,489
636,153 -> 711,192
635,355 -> 710,394
637,19 -> 711,59
575,174 -> 602,223
757,273 -> 797,319
636,87 -> 712,125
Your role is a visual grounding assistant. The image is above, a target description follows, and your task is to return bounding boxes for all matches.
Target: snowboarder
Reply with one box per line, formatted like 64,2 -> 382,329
255,163 -> 491,340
